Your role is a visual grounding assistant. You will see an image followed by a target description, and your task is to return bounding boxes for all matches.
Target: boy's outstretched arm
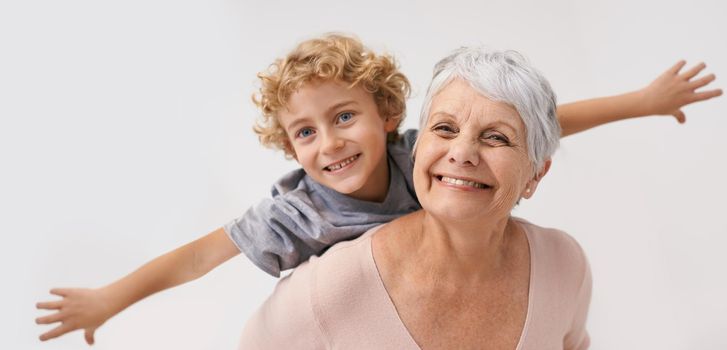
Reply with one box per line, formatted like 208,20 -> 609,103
35,228 -> 239,345
558,61 -> 722,137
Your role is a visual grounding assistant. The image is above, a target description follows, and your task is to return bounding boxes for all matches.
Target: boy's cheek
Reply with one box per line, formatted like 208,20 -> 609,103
283,140 -> 298,160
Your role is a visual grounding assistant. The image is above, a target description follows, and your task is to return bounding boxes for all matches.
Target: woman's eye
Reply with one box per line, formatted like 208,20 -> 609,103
433,124 -> 456,133
297,127 -> 315,138
337,112 -> 354,123
483,133 -> 509,144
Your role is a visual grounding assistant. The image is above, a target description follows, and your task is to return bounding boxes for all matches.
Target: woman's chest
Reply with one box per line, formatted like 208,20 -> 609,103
389,276 -> 530,349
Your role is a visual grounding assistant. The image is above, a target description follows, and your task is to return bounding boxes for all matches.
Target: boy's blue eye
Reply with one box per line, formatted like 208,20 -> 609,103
337,112 -> 353,123
297,127 -> 315,138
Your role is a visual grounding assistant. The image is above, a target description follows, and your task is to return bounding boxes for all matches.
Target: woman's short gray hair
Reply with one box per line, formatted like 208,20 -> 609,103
418,47 -> 561,171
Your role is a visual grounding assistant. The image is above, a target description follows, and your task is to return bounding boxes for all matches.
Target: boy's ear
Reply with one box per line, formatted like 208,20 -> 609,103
384,115 -> 400,132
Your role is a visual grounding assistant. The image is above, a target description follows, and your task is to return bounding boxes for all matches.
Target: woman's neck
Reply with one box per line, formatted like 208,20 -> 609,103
404,211 -> 520,283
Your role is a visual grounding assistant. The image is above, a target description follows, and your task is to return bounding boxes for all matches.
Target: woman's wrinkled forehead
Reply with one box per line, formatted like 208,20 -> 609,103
428,79 -> 524,131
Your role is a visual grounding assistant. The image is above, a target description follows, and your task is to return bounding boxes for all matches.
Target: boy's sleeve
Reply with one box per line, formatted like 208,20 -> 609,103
400,128 -> 419,153
388,129 -> 419,195
223,195 -> 333,277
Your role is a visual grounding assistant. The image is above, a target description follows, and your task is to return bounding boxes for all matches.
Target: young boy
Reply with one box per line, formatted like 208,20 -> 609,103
35,34 -> 721,345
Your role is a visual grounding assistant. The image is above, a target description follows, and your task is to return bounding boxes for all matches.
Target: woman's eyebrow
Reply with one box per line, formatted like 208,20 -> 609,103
486,120 -> 519,134
429,111 -> 458,122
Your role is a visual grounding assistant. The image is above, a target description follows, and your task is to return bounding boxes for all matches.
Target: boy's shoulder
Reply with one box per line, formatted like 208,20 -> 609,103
271,168 -> 309,196
389,128 -> 418,155
266,168 -> 333,216
266,168 -> 358,216
387,128 -> 418,195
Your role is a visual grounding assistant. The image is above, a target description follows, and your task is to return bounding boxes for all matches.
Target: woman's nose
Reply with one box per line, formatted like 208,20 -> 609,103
448,137 -> 479,167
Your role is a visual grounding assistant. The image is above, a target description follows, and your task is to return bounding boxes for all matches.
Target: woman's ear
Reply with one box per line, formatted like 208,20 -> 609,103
522,159 -> 552,199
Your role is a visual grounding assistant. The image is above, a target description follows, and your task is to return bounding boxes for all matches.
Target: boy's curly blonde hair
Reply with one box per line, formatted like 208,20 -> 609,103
253,33 -> 411,157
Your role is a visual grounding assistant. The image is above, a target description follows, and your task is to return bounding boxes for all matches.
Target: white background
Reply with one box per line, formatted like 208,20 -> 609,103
3,0 -> 726,349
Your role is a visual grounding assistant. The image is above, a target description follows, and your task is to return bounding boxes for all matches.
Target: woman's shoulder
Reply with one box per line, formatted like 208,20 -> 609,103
513,217 -> 591,298
512,218 -> 592,348
310,226 -> 383,298
510,219 -> 593,350
266,227 -> 380,302
513,217 -> 588,264
238,228 -> 382,349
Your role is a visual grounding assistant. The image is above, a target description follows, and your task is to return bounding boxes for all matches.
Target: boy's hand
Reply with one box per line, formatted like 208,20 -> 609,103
641,60 -> 722,123
36,287 -> 113,345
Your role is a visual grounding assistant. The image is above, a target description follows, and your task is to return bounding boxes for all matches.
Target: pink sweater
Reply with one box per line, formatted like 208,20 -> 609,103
239,218 -> 592,349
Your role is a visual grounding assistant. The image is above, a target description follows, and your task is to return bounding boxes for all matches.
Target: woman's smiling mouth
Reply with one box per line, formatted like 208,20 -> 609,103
324,154 -> 361,172
435,175 -> 490,189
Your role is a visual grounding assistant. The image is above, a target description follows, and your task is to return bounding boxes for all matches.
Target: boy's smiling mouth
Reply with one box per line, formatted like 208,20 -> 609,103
324,154 -> 361,172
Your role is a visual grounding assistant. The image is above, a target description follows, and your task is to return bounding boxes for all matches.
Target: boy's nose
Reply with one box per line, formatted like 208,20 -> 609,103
320,132 -> 345,154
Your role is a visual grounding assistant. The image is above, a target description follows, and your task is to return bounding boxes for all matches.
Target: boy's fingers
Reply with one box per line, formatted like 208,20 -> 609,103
36,301 -> 63,310
668,60 -> 687,74
672,110 -> 686,124
688,74 -> 716,89
690,89 -> 723,103
50,288 -> 69,297
39,323 -> 73,342
85,328 -> 96,345
35,312 -> 65,325
681,62 -> 707,80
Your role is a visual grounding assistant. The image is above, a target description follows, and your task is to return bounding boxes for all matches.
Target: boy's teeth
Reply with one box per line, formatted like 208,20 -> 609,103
326,155 -> 358,171
440,176 -> 487,189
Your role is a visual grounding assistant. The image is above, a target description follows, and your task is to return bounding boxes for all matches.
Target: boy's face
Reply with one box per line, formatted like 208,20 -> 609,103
279,79 -> 397,202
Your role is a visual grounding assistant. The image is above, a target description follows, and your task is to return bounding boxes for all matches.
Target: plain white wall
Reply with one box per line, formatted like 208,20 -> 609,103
3,0 -> 725,349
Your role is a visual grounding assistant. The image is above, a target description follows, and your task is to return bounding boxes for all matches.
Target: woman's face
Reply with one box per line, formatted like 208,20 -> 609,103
414,79 -> 544,223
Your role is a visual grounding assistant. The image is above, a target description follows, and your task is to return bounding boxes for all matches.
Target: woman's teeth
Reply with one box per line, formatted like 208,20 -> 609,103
326,154 -> 359,171
440,176 -> 487,189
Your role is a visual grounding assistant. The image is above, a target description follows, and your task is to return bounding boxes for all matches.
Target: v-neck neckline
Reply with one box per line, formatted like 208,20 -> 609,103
365,219 -> 536,350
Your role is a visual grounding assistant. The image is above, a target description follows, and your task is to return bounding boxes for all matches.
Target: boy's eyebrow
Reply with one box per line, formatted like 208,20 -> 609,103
286,117 -> 312,134
285,100 -> 359,133
325,100 -> 359,116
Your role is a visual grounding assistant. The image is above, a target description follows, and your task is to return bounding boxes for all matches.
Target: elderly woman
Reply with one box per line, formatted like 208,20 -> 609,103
240,47 -> 591,349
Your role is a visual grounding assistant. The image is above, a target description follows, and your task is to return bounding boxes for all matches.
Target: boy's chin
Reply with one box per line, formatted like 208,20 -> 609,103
320,177 -> 367,197
327,181 -> 362,195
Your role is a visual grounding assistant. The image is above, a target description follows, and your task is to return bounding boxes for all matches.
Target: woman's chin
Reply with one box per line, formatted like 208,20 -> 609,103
423,198 -> 514,226
426,206 -> 489,224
